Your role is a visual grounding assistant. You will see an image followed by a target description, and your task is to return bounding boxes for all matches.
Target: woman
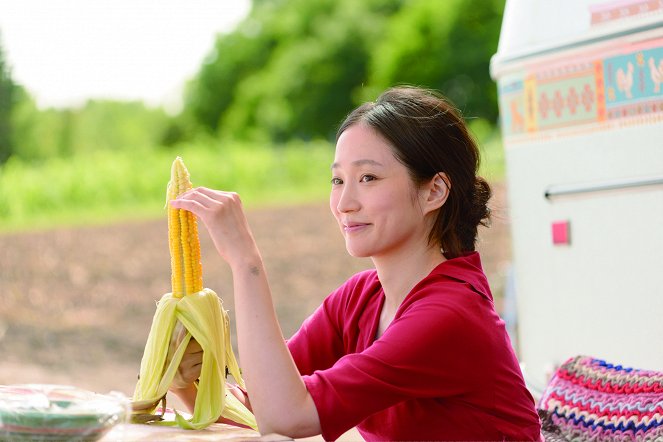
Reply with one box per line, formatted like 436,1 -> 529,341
170,86 -> 542,440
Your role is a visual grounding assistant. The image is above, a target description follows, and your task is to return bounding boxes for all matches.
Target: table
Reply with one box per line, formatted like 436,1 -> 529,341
101,423 -> 292,441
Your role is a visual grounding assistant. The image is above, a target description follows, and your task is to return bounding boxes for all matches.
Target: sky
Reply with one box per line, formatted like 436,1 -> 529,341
0,0 -> 251,112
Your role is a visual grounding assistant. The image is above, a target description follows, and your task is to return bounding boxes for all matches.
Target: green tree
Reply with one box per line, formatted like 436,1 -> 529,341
0,34 -> 15,163
10,95 -> 172,161
182,1 -> 281,134
183,0 -> 504,141
9,88 -> 70,160
70,100 -> 170,154
364,0 -> 505,121
186,0 -> 403,141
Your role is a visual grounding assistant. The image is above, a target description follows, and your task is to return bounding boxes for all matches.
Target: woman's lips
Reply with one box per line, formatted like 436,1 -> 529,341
343,222 -> 370,233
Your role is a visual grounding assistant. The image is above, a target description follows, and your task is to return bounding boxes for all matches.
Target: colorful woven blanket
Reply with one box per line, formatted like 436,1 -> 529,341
538,355 -> 663,441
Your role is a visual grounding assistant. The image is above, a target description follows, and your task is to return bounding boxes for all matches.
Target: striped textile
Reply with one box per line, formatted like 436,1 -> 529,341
538,355 -> 663,441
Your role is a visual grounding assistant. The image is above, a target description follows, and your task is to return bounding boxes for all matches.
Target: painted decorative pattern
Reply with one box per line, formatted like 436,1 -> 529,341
590,0 -> 663,26
605,46 -> 663,117
538,355 -> 663,441
497,37 -> 663,138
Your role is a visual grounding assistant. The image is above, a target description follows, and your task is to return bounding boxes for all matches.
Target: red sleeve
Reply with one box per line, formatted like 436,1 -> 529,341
287,271 -> 378,375
287,270 -> 375,376
302,285 -> 494,440
287,294 -> 345,376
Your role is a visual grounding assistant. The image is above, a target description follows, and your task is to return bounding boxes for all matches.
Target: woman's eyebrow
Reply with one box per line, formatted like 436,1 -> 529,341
331,159 -> 385,170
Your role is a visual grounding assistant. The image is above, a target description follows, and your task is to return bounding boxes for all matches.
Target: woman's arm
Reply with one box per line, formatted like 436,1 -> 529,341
170,187 -> 321,437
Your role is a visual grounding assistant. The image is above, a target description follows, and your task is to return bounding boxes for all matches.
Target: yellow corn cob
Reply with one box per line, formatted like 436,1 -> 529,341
132,157 -> 257,431
167,157 -> 203,297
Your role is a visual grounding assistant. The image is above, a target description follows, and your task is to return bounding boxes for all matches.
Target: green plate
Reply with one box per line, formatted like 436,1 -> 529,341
0,384 -> 128,442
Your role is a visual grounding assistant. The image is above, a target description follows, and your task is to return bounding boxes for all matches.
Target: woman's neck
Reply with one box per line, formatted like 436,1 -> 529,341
373,243 -> 446,312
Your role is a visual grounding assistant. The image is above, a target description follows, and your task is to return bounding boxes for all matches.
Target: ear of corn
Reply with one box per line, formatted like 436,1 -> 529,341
167,157 -> 203,298
132,157 -> 257,431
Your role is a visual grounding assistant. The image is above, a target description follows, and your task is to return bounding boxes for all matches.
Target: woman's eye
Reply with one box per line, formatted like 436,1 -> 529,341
331,177 -> 343,185
360,174 -> 377,183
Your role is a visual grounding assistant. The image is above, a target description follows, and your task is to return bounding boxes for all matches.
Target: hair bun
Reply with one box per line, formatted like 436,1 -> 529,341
455,177 -> 492,254
471,177 -> 492,228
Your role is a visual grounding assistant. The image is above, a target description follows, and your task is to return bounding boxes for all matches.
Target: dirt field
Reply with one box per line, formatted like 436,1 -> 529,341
0,184 -> 511,403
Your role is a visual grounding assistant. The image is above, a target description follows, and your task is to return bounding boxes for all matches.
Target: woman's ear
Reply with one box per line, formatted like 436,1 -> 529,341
423,172 -> 451,214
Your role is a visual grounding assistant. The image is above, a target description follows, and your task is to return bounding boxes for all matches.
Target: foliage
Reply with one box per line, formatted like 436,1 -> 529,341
0,124 -> 504,232
0,139 -> 335,231
9,97 -> 171,161
182,3 -> 279,135
364,0 -> 505,121
71,100 -> 169,154
185,0 -> 404,142
10,87 -> 68,160
471,119 -> 505,182
0,34 -> 15,163
183,0 -> 504,142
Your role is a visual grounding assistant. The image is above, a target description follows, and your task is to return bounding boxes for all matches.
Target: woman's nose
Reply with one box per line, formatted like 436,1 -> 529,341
336,183 -> 360,213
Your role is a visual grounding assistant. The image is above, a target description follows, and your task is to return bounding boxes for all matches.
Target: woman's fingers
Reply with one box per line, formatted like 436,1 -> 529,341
170,189 -> 212,211
184,338 -> 203,355
181,339 -> 203,366
169,187 -> 257,268
170,187 -> 243,225
172,187 -> 238,208
193,186 -> 237,199
171,338 -> 204,390
169,197 -> 207,217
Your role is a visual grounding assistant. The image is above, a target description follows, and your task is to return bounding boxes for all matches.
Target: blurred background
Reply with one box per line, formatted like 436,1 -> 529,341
0,0 -> 510,403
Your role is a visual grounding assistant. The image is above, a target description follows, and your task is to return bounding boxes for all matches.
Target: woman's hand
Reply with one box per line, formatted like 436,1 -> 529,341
167,324 -> 203,414
166,322 -> 203,392
167,331 -> 253,419
169,188 -> 259,269
170,337 -> 203,390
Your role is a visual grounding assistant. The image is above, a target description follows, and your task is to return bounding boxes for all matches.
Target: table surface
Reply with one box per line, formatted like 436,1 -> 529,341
101,423 -> 292,441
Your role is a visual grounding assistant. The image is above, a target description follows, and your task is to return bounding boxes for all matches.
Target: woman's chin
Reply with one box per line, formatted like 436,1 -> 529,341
345,245 -> 372,258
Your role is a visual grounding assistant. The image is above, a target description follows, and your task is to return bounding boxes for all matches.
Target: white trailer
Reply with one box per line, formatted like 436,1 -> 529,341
490,0 -> 663,395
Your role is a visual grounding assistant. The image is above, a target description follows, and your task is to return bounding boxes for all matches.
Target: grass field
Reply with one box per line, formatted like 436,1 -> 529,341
0,124 -> 504,232
0,139 -> 334,231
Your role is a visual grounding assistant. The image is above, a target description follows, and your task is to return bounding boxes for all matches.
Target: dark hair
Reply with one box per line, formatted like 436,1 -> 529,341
336,86 -> 491,259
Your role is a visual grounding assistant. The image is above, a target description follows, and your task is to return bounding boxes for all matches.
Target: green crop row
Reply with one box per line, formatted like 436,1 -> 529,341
0,139 -> 335,232
0,124 -> 503,233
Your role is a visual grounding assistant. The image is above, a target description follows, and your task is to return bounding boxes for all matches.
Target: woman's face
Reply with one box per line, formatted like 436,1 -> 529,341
330,123 -> 433,259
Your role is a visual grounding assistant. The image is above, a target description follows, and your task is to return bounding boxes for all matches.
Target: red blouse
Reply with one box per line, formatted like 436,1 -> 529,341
287,252 -> 541,441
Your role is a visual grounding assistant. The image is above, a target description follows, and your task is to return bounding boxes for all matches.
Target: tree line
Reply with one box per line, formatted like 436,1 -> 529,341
0,0 -> 505,164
